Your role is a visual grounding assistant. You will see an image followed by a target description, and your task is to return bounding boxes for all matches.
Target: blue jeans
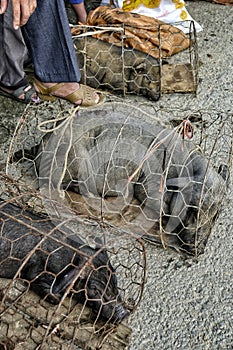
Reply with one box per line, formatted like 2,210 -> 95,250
0,0 -> 81,87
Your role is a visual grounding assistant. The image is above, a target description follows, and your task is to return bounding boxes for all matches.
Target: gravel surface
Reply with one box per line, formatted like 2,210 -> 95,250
127,2 -> 233,350
0,2 -> 232,350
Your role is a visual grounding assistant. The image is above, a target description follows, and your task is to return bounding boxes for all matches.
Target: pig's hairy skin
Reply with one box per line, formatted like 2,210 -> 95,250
37,105 -> 227,256
75,36 -> 161,101
0,202 -> 129,324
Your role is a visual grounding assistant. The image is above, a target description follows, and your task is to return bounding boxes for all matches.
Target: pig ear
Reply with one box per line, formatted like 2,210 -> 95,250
134,62 -> 146,73
52,266 -> 81,295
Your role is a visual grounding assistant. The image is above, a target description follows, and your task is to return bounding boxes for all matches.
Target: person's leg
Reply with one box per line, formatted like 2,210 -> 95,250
70,1 -> 87,23
0,1 -> 27,87
21,0 -> 103,106
22,0 -> 81,83
0,1 -> 40,103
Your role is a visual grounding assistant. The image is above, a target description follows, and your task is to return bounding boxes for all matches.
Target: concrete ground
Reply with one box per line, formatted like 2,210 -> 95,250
127,2 -> 233,350
0,1 -> 232,350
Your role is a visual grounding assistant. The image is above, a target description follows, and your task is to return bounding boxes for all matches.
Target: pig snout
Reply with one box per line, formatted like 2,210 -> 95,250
88,294 -> 129,324
86,272 -> 129,324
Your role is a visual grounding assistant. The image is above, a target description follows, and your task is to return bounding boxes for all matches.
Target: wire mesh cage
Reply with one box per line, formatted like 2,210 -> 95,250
1,100 -> 233,347
0,173 -> 146,348
4,101 -> 233,257
71,5 -> 198,100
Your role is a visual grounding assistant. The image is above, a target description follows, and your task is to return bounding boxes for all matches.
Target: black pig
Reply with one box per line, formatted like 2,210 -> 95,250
0,201 -> 129,324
